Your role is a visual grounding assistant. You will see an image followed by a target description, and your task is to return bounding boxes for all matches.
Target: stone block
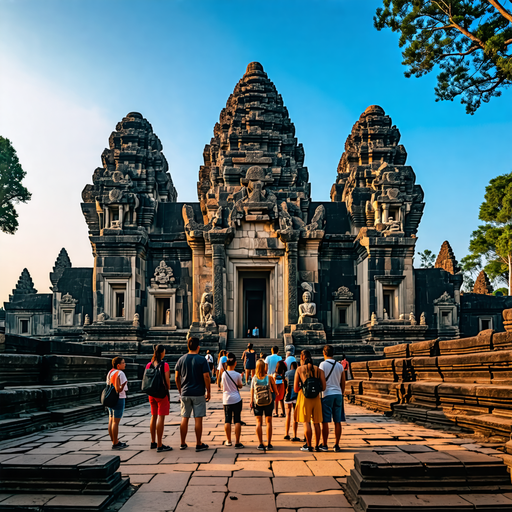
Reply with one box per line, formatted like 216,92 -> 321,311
409,339 -> 439,358
384,343 -> 409,359
0,354 -> 42,387
42,355 -> 110,385
367,359 -> 396,382
351,362 -> 370,380
411,356 -> 440,381
439,330 -> 493,356
493,331 -> 512,351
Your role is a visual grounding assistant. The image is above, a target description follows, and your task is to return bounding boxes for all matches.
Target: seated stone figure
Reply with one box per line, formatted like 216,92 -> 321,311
298,291 -> 317,324
200,292 -> 216,326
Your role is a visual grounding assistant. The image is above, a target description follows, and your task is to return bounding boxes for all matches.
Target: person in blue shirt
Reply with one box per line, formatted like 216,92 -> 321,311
252,326 -> 260,338
265,346 -> 282,375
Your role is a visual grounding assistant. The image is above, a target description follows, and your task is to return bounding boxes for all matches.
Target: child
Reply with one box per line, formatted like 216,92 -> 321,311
221,353 -> 244,448
284,361 -> 299,441
217,350 -> 227,390
273,360 -> 287,417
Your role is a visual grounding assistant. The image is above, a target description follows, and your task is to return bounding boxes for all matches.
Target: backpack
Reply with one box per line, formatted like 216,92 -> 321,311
254,376 -> 272,406
141,361 -> 168,399
101,370 -> 119,408
300,366 -> 322,399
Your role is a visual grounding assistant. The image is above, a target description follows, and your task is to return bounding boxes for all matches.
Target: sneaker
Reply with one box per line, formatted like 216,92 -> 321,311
180,444 -> 188,450
300,444 -> 313,452
257,444 -> 265,451
291,437 -> 301,442
150,442 -> 157,449
240,421 -> 247,426
266,444 -> 274,450
334,444 -> 342,453
196,443 -> 209,452
318,444 -> 328,452
157,444 -> 173,452
284,435 -> 291,440
112,442 -> 128,450
315,445 -> 321,452
235,443 -> 244,449
224,441 -> 232,447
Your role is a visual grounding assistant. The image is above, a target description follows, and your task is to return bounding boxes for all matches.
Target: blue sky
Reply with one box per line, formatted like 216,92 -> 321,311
1,0 -> 511,304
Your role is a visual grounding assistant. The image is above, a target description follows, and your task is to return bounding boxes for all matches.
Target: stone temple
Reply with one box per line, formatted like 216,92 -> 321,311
3,62 -> 510,360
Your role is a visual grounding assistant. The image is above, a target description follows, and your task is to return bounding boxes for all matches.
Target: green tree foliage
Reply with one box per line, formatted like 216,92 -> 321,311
417,248 -> 436,267
462,172 -> 512,292
374,1 -> 512,114
0,137 -> 31,234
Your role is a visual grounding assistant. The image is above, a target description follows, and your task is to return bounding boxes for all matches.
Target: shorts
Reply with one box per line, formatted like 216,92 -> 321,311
295,391 -> 323,424
223,400 -> 243,424
149,394 -> 170,416
253,400 -> 274,417
284,398 -> 297,405
245,362 -> 256,370
180,395 -> 207,418
107,398 -> 125,419
321,394 -> 345,423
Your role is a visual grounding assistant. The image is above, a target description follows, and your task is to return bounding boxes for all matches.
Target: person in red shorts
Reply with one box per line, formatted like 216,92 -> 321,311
146,344 -> 172,452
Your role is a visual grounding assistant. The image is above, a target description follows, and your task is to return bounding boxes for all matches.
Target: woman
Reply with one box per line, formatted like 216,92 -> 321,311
294,349 -> 326,452
221,352 -> 244,448
250,359 -> 278,450
106,357 -> 129,449
146,345 -> 172,452
242,343 -> 256,385
284,360 -> 299,441
217,350 -> 228,390
273,360 -> 287,417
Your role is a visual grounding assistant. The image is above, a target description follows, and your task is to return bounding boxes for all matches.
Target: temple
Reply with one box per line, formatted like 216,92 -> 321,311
3,62 -> 510,359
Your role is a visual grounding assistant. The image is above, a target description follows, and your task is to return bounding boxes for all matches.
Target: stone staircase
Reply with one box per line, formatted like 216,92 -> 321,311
227,338 -> 283,371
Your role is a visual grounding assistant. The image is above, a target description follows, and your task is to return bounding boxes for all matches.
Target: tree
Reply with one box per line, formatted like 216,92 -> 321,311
374,1 -> 512,114
0,137 -> 31,234
462,172 -> 512,292
417,248 -> 436,267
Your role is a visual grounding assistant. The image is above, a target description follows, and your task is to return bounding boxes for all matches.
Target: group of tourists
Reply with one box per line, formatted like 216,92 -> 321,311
104,337 -> 347,454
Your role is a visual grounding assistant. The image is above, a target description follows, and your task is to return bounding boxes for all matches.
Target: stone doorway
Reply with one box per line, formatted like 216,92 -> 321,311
239,272 -> 269,338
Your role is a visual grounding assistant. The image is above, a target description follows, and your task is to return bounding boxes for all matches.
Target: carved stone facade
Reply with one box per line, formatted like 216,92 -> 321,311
4,62 -> 508,352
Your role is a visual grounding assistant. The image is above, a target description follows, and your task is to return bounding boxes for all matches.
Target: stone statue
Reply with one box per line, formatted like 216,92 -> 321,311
97,312 -> 108,322
305,204 -> 326,232
298,291 -> 316,324
200,292 -> 216,326
133,313 -> 140,327
211,206 -> 224,229
151,260 -> 175,288
420,312 -> 427,326
383,217 -> 401,232
371,312 -> 377,326
409,311 -> 417,326
383,309 -> 389,320
84,314 -> 90,326
278,202 -> 293,232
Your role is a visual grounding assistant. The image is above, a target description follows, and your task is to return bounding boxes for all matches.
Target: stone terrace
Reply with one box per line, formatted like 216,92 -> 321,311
0,387 -> 511,511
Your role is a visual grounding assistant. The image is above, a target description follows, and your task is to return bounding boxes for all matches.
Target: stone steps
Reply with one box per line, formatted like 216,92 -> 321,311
0,453 -> 129,511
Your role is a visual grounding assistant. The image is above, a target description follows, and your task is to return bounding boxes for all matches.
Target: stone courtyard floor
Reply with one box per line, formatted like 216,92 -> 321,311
0,386 -> 509,511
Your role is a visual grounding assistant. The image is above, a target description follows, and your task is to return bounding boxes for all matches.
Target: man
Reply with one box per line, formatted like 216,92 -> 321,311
252,326 -> 260,338
284,345 -> 296,369
205,350 -> 214,377
175,336 -> 211,452
265,345 -> 282,376
318,344 -> 345,452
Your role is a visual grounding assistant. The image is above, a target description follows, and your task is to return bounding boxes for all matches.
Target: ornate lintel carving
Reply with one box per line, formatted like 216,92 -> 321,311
151,261 -> 175,289
434,291 -> 454,304
332,286 -> 353,300
60,293 -> 78,305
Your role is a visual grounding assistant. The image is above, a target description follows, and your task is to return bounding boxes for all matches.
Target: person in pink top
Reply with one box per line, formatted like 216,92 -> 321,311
146,344 -> 172,452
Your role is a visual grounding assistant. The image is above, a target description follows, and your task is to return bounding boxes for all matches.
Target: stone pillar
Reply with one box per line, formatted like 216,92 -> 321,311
188,237 -> 205,323
280,231 -> 300,325
382,204 -> 389,223
212,242 -> 226,325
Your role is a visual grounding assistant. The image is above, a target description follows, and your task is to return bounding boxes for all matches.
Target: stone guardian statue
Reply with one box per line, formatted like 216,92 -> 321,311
298,291 -> 316,324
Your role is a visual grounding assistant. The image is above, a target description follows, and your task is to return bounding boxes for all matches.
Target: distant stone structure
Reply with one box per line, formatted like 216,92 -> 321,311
473,270 -> 494,295
4,62 -> 510,355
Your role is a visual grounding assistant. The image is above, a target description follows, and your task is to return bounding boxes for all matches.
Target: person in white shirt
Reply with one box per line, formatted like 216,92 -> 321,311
318,345 -> 345,452
221,353 -> 244,448
265,346 -> 282,375
106,356 -> 129,449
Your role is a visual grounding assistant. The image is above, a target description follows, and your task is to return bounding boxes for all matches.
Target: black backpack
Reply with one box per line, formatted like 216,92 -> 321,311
101,371 -> 119,408
300,367 -> 322,399
142,361 -> 168,398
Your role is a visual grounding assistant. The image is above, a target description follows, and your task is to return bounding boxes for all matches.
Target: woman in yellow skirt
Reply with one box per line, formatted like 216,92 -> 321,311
294,349 -> 326,452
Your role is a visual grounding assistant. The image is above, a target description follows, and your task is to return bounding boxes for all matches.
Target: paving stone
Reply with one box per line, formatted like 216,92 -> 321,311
45,494 -> 111,509
394,494 -> 473,509
224,493 -> 277,512
462,493 -> 512,508
138,472 -> 191,492
189,476 -> 227,486
297,509 -> 353,512
175,487 -> 225,512
276,491 -> 350,509
0,495 -> 12,503
273,461 -> 313,476
306,461 -> 348,477
272,477 -> 341,493
121,463 -> 197,474
128,474 -> 155,484
122,452 -> 165,465
395,444 -> 434,453
232,461 -> 273,477
228,477 -> 273,494
119,491 -> 181,512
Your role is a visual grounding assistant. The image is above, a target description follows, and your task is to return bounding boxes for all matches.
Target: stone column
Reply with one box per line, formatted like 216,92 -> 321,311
280,231 -> 300,325
187,237 -> 205,323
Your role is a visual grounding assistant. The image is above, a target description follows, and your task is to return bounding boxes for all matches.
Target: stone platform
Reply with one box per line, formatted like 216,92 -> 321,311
0,387 -> 511,511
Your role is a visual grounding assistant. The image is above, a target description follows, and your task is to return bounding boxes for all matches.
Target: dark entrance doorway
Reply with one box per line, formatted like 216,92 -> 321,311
243,277 -> 266,338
